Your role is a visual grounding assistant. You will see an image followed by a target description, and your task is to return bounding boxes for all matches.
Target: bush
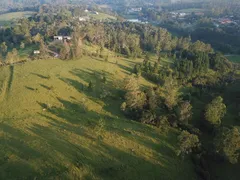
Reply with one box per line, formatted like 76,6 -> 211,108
177,130 -> 200,156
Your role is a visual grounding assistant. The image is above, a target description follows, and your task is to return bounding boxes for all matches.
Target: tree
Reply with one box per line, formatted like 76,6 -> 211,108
123,76 -> 139,92
177,130 -> 200,156
20,42 -> 25,49
0,42 -> 8,55
162,77 -> 180,110
88,81 -> 94,91
146,88 -> 158,110
102,76 -> 107,84
205,96 -> 226,125
215,127 -> 240,164
5,52 -> 14,64
156,116 -> 170,133
60,42 -> 71,60
125,90 -> 146,110
39,40 -> 48,58
33,33 -> 42,44
153,62 -> 159,74
140,110 -> 156,124
133,64 -> 142,77
6,48 -> 19,64
121,76 -> 147,119
176,101 -> 192,124
0,55 -> 4,66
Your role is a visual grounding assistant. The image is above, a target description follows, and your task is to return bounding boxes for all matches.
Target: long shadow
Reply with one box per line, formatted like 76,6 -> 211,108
6,66 -> 14,94
35,97 -> 177,179
25,86 -> 35,91
28,122 -> 168,180
57,68 -> 126,119
40,84 -> 52,90
31,73 -> 50,79
0,124 -> 43,179
91,56 -> 117,65
59,77 -> 84,92
117,64 -> 133,74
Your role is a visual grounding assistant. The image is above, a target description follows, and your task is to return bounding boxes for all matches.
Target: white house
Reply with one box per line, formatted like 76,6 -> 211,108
54,36 -> 63,41
54,36 -> 71,41
79,16 -> 90,22
64,36 -> 72,40
33,50 -> 40,54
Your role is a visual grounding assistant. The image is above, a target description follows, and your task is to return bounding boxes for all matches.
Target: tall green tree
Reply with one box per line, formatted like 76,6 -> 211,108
215,127 -> 240,164
0,42 -> 8,55
205,96 -> 226,125
177,130 -> 200,156
176,101 -> 192,124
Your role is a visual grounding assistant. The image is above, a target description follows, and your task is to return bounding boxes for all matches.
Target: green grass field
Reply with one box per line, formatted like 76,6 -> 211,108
226,55 -> 240,63
89,12 -> 116,21
0,11 -> 36,25
174,8 -> 206,13
0,54 -> 196,179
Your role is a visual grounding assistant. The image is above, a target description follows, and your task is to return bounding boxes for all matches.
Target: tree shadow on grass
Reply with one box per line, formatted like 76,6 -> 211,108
117,64 -> 133,74
2,94 -> 196,179
40,84 -> 52,90
25,86 -> 36,91
31,73 -> 50,79
59,77 -> 84,92
35,97 -> 178,180
28,122 -> 168,180
0,123 -> 62,179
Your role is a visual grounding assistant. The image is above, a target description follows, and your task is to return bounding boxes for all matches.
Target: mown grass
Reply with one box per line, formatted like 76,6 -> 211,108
89,12 -> 116,21
226,55 -> 240,63
174,8 -> 206,13
0,11 -> 36,25
0,53 -> 197,179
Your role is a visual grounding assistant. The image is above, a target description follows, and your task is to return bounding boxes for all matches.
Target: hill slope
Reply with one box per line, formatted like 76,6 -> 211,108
0,55 -> 197,179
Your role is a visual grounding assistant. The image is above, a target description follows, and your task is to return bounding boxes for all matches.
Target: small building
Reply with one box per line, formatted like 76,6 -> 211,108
54,36 -> 63,41
54,36 -> 71,41
33,50 -> 40,54
129,7 -> 142,13
195,12 -> 205,16
179,13 -> 187,17
94,11 -> 99,15
64,36 -> 72,40
79,16 -> 90,22
84,9 -> 89,13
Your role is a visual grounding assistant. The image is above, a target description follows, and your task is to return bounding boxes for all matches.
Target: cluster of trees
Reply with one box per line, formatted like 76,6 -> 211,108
124,67 -> 240,168
122,23 -> 240,174
0,3 -> 239,173
0,3 -> 217,64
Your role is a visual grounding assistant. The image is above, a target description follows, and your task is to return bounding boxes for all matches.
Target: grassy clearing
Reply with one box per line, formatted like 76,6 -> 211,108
0,53 -> 196,179
174,8 -> 206,13
0,11 -> 36,25
89,12 -> 116,21
226,55 -> 240,63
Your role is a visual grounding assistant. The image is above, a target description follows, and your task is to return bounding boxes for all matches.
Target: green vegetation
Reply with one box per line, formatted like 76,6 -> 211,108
0,2 -> 239,180
0,56 -> 196,179
0,11 -> 36,25
174,8 -> 206,13
227,55 -> 240,63
89,12 -> 116,20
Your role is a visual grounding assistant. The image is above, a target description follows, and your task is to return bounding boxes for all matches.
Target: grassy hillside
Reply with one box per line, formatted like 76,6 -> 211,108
0,54 -> 197,179
226,55 -> 240,63
0,11 -> 36,25
89,12 -> 116,21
